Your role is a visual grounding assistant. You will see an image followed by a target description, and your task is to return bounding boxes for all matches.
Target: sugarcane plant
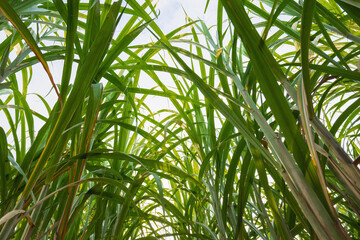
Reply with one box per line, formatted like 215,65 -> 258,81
0,0 -> 359,239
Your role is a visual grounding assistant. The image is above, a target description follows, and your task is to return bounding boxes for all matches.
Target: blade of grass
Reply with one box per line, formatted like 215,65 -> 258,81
0,0 -> 62,107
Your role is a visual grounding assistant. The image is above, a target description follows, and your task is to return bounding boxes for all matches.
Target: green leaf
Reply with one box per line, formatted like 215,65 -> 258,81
0,127 -> 9,213
0,0 -> 62,106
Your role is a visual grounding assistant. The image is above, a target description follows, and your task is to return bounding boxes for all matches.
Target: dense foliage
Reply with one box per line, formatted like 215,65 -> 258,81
0,0 -> 359,239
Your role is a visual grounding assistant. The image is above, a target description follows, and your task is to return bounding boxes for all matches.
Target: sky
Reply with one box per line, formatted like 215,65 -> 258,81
155,0 -> 217,33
